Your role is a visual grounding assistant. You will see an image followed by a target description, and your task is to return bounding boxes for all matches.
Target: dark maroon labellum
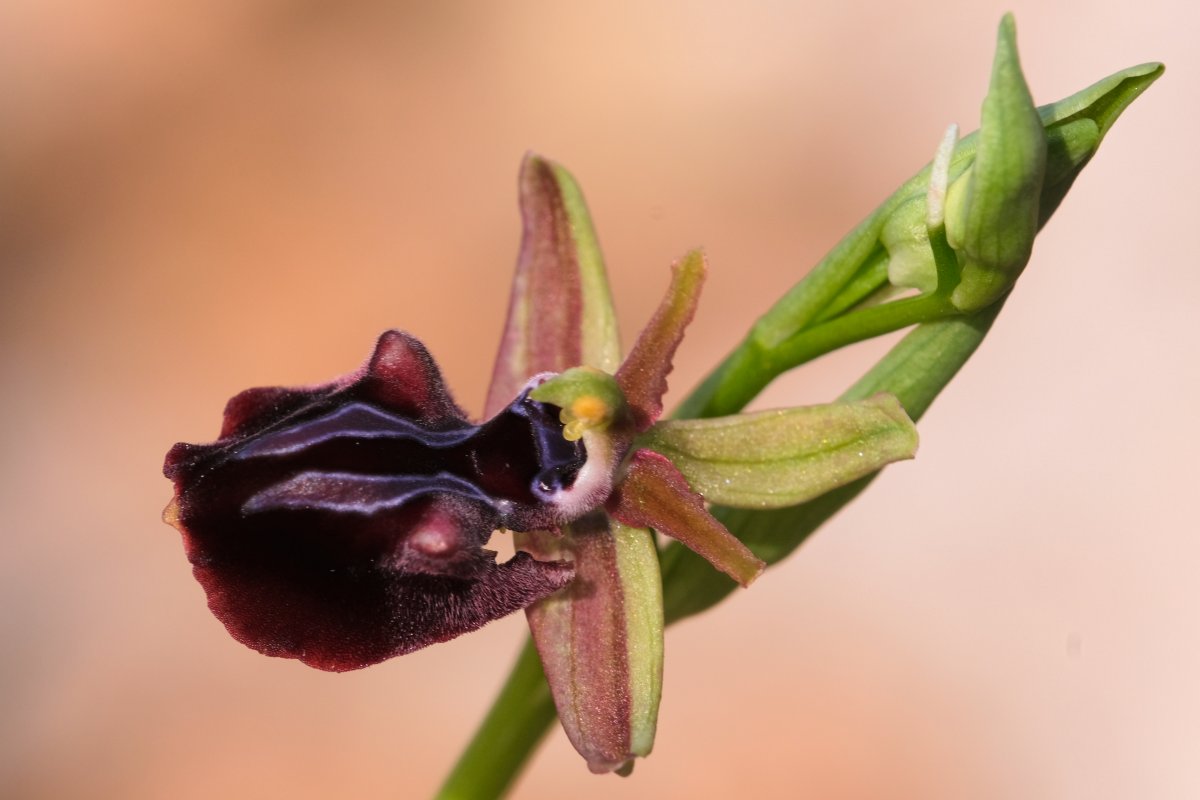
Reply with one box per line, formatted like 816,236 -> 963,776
163,331 -> 580,671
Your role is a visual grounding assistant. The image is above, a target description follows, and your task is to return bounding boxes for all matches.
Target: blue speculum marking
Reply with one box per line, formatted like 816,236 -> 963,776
187,389 -> 587,528
234,402 -> 479,458
243,471 -> 495,515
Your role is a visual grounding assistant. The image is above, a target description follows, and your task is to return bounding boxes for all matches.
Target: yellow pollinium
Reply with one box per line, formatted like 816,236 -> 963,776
560,394 -> 613,441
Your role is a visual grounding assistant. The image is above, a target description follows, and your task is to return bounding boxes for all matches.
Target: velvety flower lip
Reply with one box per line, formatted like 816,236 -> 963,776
163,330 -> 584,672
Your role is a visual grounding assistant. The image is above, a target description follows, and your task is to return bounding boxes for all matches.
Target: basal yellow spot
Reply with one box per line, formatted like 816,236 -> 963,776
162,497 -> 182,530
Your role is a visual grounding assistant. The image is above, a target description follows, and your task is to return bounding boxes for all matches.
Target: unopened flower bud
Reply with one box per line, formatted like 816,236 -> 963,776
943,15 -> 1046,311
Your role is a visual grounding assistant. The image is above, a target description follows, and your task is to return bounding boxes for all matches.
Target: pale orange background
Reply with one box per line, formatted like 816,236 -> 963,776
2,2 -> 1196,799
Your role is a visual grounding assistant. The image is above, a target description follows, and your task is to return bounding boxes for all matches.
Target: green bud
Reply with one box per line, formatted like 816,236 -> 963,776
876,24 -> 1161,311
882,193 -> 939,293
943,16 -> 1046,311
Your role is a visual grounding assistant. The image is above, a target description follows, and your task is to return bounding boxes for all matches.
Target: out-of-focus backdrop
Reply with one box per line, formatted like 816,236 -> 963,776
2,2 -> 1195,798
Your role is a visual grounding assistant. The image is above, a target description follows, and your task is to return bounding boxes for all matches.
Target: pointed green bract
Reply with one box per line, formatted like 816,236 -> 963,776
1036,62 -> 1164,139
639,394 -> 917,509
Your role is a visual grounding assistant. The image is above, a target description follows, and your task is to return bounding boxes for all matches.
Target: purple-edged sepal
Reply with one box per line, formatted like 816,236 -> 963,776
520,514 -> 663,774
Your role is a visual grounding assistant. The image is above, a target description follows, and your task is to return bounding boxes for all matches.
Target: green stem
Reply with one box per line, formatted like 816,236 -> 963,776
810,246 -> 891,324
679,292 -> 959,419
436,640 -> 557,800
770,292 -> 958,382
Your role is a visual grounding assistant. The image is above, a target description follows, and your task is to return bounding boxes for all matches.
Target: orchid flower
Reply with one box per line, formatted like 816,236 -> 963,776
162,16 -> 1162,782
162,154 -> 919,773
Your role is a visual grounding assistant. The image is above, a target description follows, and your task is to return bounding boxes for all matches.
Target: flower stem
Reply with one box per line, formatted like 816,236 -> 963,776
678,291 -> 959,419
435,640 -> 556,800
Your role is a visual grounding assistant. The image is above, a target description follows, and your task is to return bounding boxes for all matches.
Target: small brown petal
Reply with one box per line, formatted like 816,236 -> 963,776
609,449 -> 765,587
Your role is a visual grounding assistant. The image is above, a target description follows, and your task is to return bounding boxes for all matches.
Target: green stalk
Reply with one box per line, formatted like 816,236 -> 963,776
436,641 -> 557,800
678,290 -> 959,420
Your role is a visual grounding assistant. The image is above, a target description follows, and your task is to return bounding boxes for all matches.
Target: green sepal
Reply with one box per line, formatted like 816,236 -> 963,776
485,155 -> 621,417
518,515 -> 663,775
638,393 -> 918,510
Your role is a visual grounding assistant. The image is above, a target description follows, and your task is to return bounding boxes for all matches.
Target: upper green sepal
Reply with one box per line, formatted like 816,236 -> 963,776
637,393 -> 918,509
485,155 -> 621,417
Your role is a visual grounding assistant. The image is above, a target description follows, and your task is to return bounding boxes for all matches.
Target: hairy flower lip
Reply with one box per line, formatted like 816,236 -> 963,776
162,330 -> 606,671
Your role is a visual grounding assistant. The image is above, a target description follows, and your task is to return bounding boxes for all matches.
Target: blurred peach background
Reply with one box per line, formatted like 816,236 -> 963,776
2,2 -> 1196,798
